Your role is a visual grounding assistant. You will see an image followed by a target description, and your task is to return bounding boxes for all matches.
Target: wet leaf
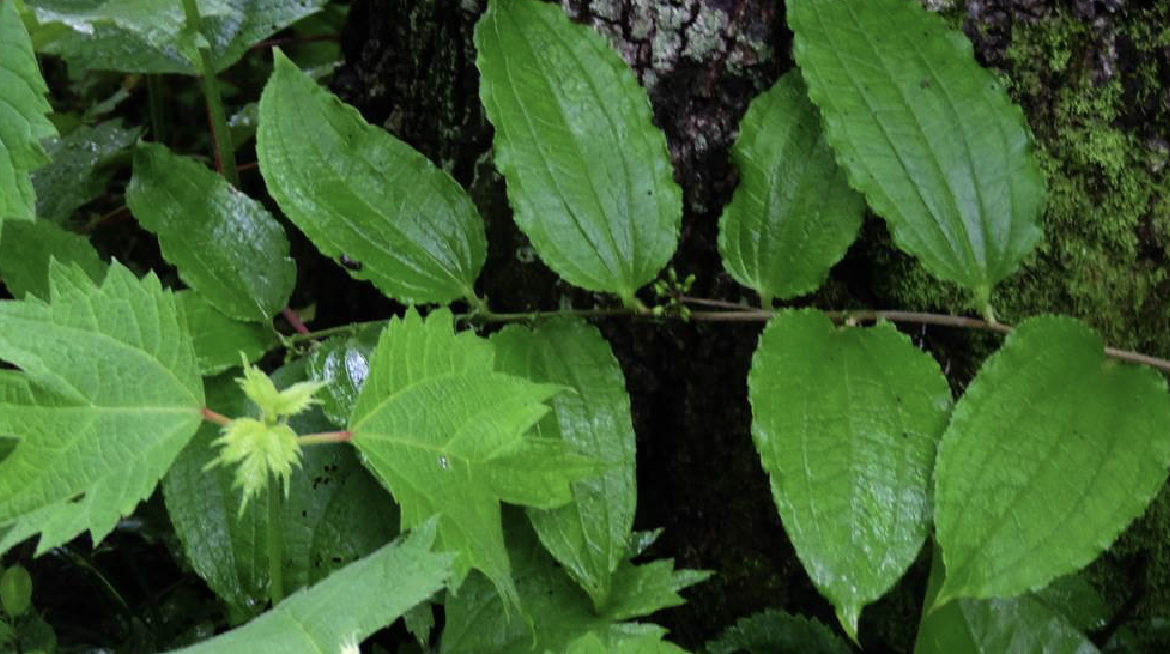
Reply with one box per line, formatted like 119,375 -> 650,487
491,318 -> 636,609
258,51 -> 486,305
0,262 -> 203,550
748,309 -> 951,637
161,520 -> 452,654
163,367 -> 399,617
934,316 -> 1170,604
305,324 -> 381,427
177,292 -> 277,376
0,220 -> 105,300
348,309 -> 596,605
702,609 -> 852,654
32,120 -> 140,224
566,632 -> 691,654
788,0 -> 1045,297
0,0 -> 56,224
127,142 -> 296,323
717,71 -> 864,303
475,0 -> 682,301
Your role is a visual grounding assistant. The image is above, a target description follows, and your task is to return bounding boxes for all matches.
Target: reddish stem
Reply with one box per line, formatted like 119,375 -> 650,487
201,408 -> 232,426
282,307 -> 310,335
298,431 -> 353,445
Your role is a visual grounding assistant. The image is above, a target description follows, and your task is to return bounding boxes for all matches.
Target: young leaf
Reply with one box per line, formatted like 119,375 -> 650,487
475,0 -> 682,301
441,514 -> 701,654
161,520 -> 452,654
348,309 -> 596,604
491,318 -> 637,609
787,0 -> 1045,298
0,0 -> 57,224
914,548 -> 1101,654
27,0 -> 328,74
0,262 -> 204,546
0,221 -> 106,300
717,71 -> 864,303
177,292 -> 277,375
257,51 -> 486,305
164,370 -> 399,617
748,309 -> 951,638
127,142 -> 296,323
703,609 -> 852,654
933,316 -> 1170,605
32,120 -> 140,223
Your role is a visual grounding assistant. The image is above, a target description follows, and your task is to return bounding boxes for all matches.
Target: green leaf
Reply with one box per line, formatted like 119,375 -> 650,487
933,316 -> 1170,604
177,291 -> 277,375
441,514 -> 700,654
748,309 -> 952,637
162,520 -> 452,654
257,51 -> 486,305
566,632 -> 691,654
702,609 -> 852,654
127,142 -> 296,323
305,324 -> 381,427
0,0 -> 56,224
491,318 -> 637,609
164,369 -> 399,617
475,0 -> 682,300
27,0 -> 328,74
0,565 -> 32,617
717,71 -> 864,303
349,309 -> 597,604
0,262 -> 204,549
787,0 -> 1046,296
915,548 -> 1101,654
32,120 -> 140,223
0,221 -> 105,300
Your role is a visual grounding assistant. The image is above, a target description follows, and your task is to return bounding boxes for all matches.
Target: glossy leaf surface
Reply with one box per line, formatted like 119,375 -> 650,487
164,367 -> 399,616
475,0 -> 682,299
348,309 -> 595,604
915,550 -> 1100,654
306,324 -> 381,426
441,516 -> 702,654
128,142 -> 296,322
0,262 -> 203,546
934,316 -> 1170,604
718,71 -> 864,302
177,292 -> 277,375
163,521 -> 452,654
28,0 -> 328,74
0,0 -> 56,224
567,632 -> 690,654
491,318 -> 636,609
0,220 -> 105,300
703,609 -> 852,654
32,120 -> 140,223
748,309 -> 951,636
788,0 -> 1045,294
258,51 -> 486,305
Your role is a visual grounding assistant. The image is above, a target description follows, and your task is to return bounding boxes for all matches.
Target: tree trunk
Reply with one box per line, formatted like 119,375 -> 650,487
330,0 -> 1170,650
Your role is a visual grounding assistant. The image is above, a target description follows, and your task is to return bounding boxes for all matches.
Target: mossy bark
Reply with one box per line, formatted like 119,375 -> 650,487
331,0 -> 1169,650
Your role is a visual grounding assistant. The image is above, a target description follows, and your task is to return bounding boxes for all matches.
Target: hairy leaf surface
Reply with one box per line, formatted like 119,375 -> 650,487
258,51 -> 486,305
475,0 -> 682,300
27,0 -> 328,74
0,0 -> 56,224
128,142 -> 296,322
0,221 -> 105,300
0,262 -> 203,545
748,309 -> 951,637
163,521 -> 452,654
32,120 -> 140,223
491,318 -> 636,609
441,515 -> 702,654
703,609 -> 852,654
348,309 -> 595,604
788,0 -> 1045,295
934,316 -> 1170,604
164,366 -> 398,616
718,71 -> 864,303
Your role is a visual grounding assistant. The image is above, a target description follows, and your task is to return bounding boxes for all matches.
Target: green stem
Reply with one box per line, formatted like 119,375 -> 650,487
266,481 -> 284,606
146,75 -> 166,143
179,0 -> 238,186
